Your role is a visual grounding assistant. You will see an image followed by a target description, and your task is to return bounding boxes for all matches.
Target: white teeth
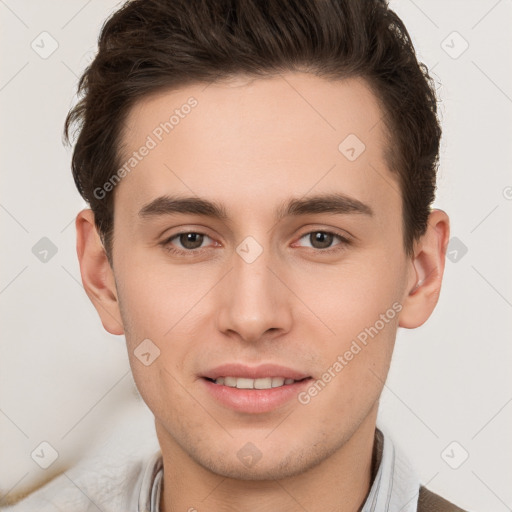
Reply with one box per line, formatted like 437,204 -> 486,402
213,376 -> 299,389
224,376 -> 237,387
271,377 -> 285,388
236,377 -> 254,389
254,377 -> 272,389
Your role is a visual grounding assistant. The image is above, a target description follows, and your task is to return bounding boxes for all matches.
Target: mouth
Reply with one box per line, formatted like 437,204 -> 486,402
203,376 -> 312,389
199,363 -> 314,413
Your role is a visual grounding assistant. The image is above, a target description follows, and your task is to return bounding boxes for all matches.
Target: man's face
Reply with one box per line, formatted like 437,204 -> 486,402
110,73 -> 414,479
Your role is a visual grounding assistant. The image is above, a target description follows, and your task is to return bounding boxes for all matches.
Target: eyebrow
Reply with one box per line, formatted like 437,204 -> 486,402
138,192 -> 373,222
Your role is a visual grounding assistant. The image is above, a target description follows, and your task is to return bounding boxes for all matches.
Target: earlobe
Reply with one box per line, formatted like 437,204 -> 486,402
75,209 -> 124,335
398,209 -> 450,329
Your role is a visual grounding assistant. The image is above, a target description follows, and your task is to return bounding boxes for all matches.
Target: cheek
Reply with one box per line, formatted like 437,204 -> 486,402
115,250 -> 212,340
295,253 -> 405,338
296,308 -> 398,430
128,357 -> 194,428
293,252 -> 404,402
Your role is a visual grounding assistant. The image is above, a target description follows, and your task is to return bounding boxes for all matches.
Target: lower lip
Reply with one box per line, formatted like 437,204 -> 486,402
201,377 -> 313,414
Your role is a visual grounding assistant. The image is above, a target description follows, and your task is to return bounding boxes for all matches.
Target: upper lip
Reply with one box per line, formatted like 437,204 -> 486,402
201,363 -> 310,381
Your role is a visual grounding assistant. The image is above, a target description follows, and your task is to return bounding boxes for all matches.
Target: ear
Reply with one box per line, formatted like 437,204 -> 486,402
75,209 -> 124,335
399,209 -> 450,329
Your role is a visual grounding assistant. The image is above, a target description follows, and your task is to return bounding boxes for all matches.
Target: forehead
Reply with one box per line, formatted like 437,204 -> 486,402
114,72 -> 396,219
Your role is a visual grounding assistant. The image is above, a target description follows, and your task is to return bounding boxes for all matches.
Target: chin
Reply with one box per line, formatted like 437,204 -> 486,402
193,440 -> 332,481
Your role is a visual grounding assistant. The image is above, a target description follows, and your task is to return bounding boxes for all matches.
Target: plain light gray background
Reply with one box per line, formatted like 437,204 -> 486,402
1,0 -> 511,510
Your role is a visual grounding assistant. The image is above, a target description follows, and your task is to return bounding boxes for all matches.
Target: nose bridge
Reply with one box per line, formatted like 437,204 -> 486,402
216,237 -> 291,341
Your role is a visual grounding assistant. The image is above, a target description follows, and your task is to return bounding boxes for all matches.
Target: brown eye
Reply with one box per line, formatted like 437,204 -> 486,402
162,232 -> 214,255
178,233 -> 205,250
309,231 -> 335,249
296,230 -> 347,251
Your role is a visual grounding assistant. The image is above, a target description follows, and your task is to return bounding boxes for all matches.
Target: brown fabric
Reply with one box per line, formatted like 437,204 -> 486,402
370,428 -> 384,483
417,486 -> 468,512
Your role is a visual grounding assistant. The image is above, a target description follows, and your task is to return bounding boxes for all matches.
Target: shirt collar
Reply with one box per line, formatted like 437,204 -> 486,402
138,427 -> 420,512
362,427 -> 420,512
138,449 -> 163,512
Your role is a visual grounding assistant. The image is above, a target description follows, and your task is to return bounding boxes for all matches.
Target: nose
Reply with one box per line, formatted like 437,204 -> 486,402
215,243 -> 293,344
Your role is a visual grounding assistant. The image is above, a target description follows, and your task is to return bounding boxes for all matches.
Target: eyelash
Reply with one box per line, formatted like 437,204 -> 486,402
160,230 -> 351,257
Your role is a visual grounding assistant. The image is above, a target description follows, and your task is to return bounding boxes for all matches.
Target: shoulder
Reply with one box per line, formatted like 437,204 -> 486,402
417,485 -> 469,512
2,452 -> 153,512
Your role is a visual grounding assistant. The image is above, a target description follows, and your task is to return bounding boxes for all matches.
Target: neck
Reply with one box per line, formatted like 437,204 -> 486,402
157,405 -> 379,512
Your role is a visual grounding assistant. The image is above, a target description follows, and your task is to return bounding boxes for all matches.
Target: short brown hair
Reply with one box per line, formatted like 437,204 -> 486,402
64,0 -> 441,265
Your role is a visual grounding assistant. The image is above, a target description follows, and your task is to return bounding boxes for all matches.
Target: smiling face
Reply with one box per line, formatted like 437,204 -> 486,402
76,72 -> 447,482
